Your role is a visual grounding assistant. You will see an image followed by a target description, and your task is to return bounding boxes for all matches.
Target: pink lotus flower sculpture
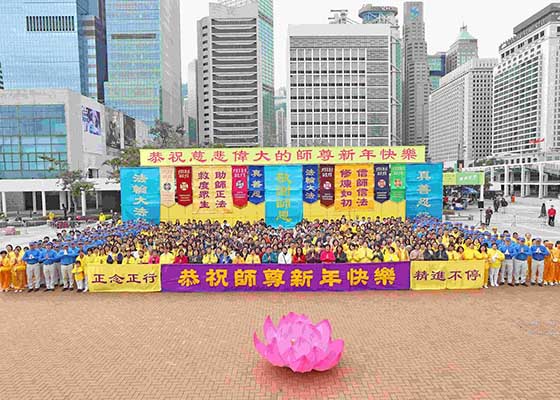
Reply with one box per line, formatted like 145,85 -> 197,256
253,313 -> 344,373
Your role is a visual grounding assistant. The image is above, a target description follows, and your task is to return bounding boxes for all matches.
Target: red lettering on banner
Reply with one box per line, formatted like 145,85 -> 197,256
296,149 -> 312,161
359,149 -> 376,161
254,150 -> 271,162
401,148 -> 417,160
198,172 -> 209,180
233,150 -> 249,163
200,201 -> 210,209
215,171 -> 226,180
275,149 -> 292,162
212,150 -> 228,163
168,151 -> 185,163
318,149 -> 334,162
380,148 -> 397,161
338,149 -> 355,161
147,151 -> 164,164
190,150 -> 207,163
357,169 -> 368,178
340,169 -> 352,179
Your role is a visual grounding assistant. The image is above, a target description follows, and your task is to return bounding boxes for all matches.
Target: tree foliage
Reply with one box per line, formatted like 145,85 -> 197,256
39,156 -> 94,211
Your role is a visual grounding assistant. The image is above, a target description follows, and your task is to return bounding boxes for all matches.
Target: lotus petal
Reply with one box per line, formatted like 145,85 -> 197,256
253,313 -> 344,373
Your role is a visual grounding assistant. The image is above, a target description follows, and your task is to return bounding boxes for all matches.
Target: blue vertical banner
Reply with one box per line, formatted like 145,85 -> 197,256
374,164 -> 390,203
121,167 -> 160,224
265,166 -> 303,228
405,164 -> 443,220
248,166 -> 265,204
303,165 -> 319,204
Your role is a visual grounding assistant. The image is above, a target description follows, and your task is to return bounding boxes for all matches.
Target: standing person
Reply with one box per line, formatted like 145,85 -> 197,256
552,241 -> 560,286
320,244 -> 335,264
493,197 -> 500,213
41,243 -> 60,292
485,207 -> 493,226
292,247 -> 306,264
539,203 -> 547,218
548,205 -> 556,227
530,238 -> 549,287
10,247 -> 27,293
499,237 -> 517,286
0,250 -> 11,292
488,243 -> 505,287
58,244 -> 77,291
334,245 -> 348,263
72,260 -> 85,292
22,242 -> 41,292
513,238 -> 530,286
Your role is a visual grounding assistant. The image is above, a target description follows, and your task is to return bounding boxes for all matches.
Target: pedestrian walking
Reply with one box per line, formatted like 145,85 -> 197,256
485,206 -> 493,225
548,205 -> 556,227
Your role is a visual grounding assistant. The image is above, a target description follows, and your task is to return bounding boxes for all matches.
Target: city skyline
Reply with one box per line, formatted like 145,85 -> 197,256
180,0 -> 558,87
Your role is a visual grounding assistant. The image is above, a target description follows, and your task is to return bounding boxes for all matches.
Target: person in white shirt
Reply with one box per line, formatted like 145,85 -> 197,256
277,246 -> 292,264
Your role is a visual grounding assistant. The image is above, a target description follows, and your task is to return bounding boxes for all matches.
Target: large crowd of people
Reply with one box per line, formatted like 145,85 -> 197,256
1,216 -> 559,292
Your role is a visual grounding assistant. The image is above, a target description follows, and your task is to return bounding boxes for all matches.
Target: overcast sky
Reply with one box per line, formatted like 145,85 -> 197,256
179,0 -> 553,87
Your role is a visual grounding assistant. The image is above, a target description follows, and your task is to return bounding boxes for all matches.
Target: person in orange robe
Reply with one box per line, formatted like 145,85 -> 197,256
10,247 -> 27,292
0,250 -> 12,292
543,242 -> 555,285
551,241 -> 560,286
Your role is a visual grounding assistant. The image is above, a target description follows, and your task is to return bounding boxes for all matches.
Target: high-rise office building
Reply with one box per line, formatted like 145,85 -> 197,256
0,63 -> 4,90
428,52 -> 446,92
428,58 -> 497,163
275,87 -> 286,146
445,25 -> 478,74
197,0 -> 275,147
494,3 -> 560,155
105,0 -> 182,127
0,0 -> 106,101
288,18 -> 402,147
402,2 -> 430,149
186,60 -> 199,145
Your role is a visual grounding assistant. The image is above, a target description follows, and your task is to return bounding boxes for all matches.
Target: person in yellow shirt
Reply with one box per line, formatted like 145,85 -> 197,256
10,247 -> 26,293
202,248 -> 218,265
72,260 -> 85,292
245,248 -> 260,265
232,251 -> 245,265
478,245 -> 490,288
487,243 -> 505,287
463,243 -> 480,261
543,241 -> 555,285
137,250 -> 150,264
385,246 -> 400,262
159,248 -> 175,265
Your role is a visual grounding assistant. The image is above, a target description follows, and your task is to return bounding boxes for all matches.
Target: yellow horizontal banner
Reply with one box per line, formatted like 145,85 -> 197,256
87,264 -> 162,293
410,260 -> 485,290
140,146 -> 425,167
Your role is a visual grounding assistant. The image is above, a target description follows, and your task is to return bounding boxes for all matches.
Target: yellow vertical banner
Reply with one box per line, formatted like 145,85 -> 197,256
335,165 -> 355,211
335,164 -> 374,212
160,167 -> 176,207
192,166 -> 232,214
354,164 -> 374,212
411,261 -> 485,290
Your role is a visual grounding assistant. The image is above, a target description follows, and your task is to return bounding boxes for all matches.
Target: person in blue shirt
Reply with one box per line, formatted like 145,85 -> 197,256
261,246 -> 278,264
40,243 -> 60,291
216,248 -> 232,264
513,238 -> 531,286
499,237 -> 518,286
22,242 -> 42,292
530,238 -> 549,286
58,244 -> 78,291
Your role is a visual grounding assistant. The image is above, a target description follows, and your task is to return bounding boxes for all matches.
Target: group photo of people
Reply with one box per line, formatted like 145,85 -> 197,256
1,216 -> 559,293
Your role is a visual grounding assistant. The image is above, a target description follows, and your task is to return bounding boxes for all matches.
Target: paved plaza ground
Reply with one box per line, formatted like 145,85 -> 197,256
1,287 -> 559,400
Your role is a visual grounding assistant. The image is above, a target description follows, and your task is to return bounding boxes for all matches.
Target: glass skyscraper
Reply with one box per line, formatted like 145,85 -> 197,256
0,0 -> 106,101
104,0 -> 182,127
0,104 -> 67,179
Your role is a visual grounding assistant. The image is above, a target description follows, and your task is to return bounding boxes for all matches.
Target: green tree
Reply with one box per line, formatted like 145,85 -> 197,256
40,156 -> 95,213
103,144 -> 142,183
149,119 -> 187,148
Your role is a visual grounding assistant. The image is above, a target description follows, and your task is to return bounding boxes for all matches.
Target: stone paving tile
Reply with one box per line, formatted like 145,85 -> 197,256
0,286 -> 559,400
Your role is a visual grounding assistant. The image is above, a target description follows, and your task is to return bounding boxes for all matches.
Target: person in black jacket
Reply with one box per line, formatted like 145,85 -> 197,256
421,244 -> 434,261
334,245 -> 347,263
434,244 -> 449,261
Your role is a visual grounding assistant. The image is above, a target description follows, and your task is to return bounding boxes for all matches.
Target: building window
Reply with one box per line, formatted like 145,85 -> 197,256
26,16 -> 75,32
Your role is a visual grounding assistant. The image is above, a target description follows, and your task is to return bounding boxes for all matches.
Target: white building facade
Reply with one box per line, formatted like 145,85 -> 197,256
0,89 -> 149,215
197,0 -> 275,147
493,4 -> 560,156
287,23 -> 402,147
429,58 -> 497,163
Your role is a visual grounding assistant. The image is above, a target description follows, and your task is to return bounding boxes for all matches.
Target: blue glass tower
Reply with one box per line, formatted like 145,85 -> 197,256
0,0 -> 107,101
104,0 -> 182,127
